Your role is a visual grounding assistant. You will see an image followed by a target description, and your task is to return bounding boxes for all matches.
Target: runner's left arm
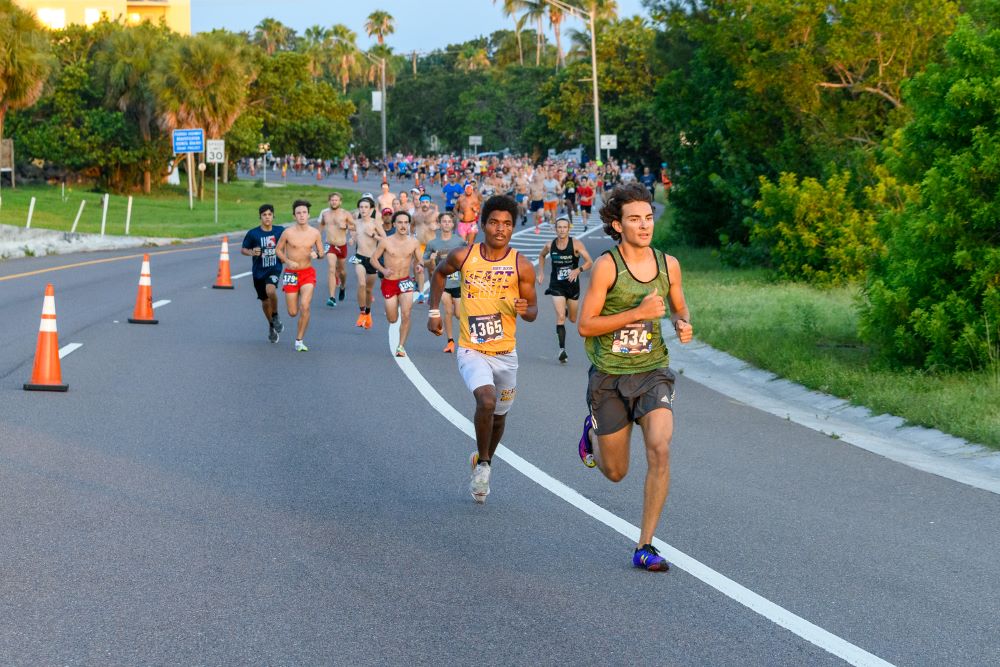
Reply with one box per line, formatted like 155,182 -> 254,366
536,243 -> 550,284
572,242 -> 594,281
666,254 -> 693,343
515,253 -> 538,322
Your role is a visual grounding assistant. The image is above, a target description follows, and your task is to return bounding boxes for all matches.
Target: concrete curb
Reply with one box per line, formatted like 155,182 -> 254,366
669,335 -> 1000,495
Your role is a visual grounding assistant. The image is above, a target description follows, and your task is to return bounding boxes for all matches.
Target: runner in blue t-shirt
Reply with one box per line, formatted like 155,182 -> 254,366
241,204 -> 286,343
442,173 -> 464,212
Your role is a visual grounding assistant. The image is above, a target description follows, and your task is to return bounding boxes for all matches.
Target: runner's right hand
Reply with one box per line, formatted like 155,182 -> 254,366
427,315 -> 443,336
638,288 -> 666,320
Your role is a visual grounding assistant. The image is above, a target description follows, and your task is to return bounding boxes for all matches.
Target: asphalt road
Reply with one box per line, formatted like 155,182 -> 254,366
1,198 -> 999,665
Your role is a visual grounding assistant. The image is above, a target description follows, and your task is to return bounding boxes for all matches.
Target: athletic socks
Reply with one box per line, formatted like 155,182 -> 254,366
338,287 -> 346,301
479,459 -> 491,466
557,324 -> 566,348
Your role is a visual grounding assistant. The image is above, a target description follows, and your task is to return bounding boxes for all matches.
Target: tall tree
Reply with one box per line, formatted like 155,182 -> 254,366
364,10 -> 395,46
495,0 -> 525,65
331,24 -> 360,93
0,0 -> 51,179
154,30 -> 258,197
457,46 -> 492,72
95,22 -> 171,193
252,18 -> 295,56
548,3 -> 565,67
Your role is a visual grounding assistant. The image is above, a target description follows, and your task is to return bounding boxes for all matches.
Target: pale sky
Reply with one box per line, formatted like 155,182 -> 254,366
192,0 -> 650,52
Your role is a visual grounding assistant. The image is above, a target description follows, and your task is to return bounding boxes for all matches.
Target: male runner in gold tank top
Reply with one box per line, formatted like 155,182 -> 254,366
428,195 -> 538,503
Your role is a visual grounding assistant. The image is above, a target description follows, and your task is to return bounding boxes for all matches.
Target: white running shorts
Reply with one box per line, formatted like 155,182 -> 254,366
457,347 -> 518,415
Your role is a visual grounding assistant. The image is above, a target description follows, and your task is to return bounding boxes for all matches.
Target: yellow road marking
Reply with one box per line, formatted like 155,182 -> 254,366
0,244 -> 217,283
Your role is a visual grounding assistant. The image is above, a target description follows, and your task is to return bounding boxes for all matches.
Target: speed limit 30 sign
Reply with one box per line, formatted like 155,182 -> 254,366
206,139 -> 225,164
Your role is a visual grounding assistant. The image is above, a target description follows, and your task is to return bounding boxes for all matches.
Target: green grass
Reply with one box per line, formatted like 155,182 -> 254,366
0,180 -> 364,239
653,205 -> 1000,449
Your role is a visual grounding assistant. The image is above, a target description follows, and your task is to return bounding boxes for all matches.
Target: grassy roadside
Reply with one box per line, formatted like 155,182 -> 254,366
0,180 -> 364,239
653,198 -> 1000,449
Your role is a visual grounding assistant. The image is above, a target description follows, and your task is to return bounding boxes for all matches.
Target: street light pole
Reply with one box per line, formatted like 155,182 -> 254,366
588,8 -> 601,163
545,0 -> 602,162
380,57 -> 387,162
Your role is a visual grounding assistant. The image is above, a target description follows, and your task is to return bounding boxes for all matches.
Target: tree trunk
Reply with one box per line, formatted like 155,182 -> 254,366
516,29 -> 523,66
536,17 -> 543,66
223,159 -> 229,184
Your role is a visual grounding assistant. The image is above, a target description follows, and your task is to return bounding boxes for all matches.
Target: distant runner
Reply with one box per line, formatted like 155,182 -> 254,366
318,192 -> 352,307
576,182 -> 693,571
371,211 -> 423,356
240,203 -> 285,343
423,212 -> 467,353
537,216 -> 593,363
428,195 -> 538,503
351,193 -> 387,329
275,199 -> 326,351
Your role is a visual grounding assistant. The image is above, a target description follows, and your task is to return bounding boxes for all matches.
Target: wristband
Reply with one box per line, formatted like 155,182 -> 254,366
428,309 -> 441,317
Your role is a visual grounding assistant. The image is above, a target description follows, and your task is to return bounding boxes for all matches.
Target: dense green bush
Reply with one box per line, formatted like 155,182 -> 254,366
860,12 -> 1000,369
751,171 -> 882,285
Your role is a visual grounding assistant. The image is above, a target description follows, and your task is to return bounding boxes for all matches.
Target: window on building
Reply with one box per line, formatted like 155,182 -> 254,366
36,8 -> 67,29
84,8 -> 112,26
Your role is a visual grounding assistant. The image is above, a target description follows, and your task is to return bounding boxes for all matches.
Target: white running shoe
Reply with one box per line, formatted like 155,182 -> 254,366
469,453 -> 491,503
294,339 -> 308,352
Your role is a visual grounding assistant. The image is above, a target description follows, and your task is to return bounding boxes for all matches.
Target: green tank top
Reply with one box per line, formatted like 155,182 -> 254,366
585,246 -> 671,375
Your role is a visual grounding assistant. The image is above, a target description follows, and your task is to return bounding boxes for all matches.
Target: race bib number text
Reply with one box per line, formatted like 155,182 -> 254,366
468,313 -> 504,344
612,322 -> 653,354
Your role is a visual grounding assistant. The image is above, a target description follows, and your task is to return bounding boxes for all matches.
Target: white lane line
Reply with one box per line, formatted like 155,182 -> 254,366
387,322 -> 894,667
152,299 -> 171,309
58,343 -> 83,359
232,271 -> 252,280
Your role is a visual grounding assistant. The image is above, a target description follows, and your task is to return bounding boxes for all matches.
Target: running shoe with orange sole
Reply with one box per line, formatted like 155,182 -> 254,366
355,312 -> 365,327
443,340 -> 455,353
363,313 -> 373,329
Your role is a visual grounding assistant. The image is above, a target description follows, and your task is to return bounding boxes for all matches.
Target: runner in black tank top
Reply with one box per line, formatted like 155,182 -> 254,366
536,216 -> 594,363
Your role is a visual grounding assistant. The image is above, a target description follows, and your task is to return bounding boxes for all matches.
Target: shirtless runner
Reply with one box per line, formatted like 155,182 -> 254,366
318,192 -> 353,308
456,182 -> 482,244
377,182 -> 395,213
412,193 -> 440,302
351,193 -> 387,329
275,199 -> 325,351
371,211 -> 424,357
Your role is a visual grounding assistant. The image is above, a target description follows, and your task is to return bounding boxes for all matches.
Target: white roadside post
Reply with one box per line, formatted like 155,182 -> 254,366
25,196 -> 36,228
100,193 -> 109,237
71,199 -> 86,233
206,139 -> 225,224
125,195 -> 133,235
600,134 -> 617,164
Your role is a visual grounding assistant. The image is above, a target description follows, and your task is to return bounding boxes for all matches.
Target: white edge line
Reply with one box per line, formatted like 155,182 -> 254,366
58,343 -> 82,359
232,271 -> 252,280
386,321 -> 894,667
152,299 -> 171,309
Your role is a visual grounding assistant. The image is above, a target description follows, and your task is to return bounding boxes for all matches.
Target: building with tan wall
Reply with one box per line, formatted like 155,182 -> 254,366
14,0 -> 191,35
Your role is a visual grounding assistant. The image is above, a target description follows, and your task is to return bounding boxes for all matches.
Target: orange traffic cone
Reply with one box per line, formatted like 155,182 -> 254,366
128,254 -> 158,324
24,284 -> 69,392
212,236 -> 234,289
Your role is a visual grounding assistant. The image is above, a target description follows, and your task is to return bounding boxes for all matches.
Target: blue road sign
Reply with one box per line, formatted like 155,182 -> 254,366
172,129 -> 205,154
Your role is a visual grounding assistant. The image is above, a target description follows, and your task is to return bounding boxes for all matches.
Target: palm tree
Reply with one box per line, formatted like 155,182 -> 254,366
0,0 -> 52,188
516,1 -> 547,66
365,44 -> 397,87
330,24 -> 360,93
364,10 -> 395,46
301,25 -> 332,80
95,23 -> 168,193
154,30 -> 259,198
549,3 -> 565,68
494,0 -> 525,65
252,18 -> 294,55
456,46 -> 491,72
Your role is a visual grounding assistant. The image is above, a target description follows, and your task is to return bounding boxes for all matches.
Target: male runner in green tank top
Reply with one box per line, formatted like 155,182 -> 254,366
577,182 -> 694,571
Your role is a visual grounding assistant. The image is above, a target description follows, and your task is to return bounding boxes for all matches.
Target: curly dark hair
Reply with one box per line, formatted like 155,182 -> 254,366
480,195 -> 518,225
599,182 -> 653,242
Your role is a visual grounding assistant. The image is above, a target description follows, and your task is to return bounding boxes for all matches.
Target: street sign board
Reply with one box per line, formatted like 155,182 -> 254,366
173,129 -> 205,154
206,139 -> 225,164
600,134 -> 618,150
469,135 -> 483,147
372,91 -> 382,112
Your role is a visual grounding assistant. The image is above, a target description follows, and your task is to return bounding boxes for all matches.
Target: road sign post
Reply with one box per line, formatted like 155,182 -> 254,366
600,134 -> 617,163
469,135 -> 483,153
207,139 -> 225,225
173,129 -> 205,211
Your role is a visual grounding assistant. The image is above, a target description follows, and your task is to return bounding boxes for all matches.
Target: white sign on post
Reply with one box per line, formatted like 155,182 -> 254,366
206,139 -> 225,164
469,135 -> 483,147
372,91 -> 383,112
600,134 -> 618,150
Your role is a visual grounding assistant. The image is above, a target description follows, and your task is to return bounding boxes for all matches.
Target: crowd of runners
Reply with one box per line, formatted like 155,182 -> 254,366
240,175 -> 692,573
